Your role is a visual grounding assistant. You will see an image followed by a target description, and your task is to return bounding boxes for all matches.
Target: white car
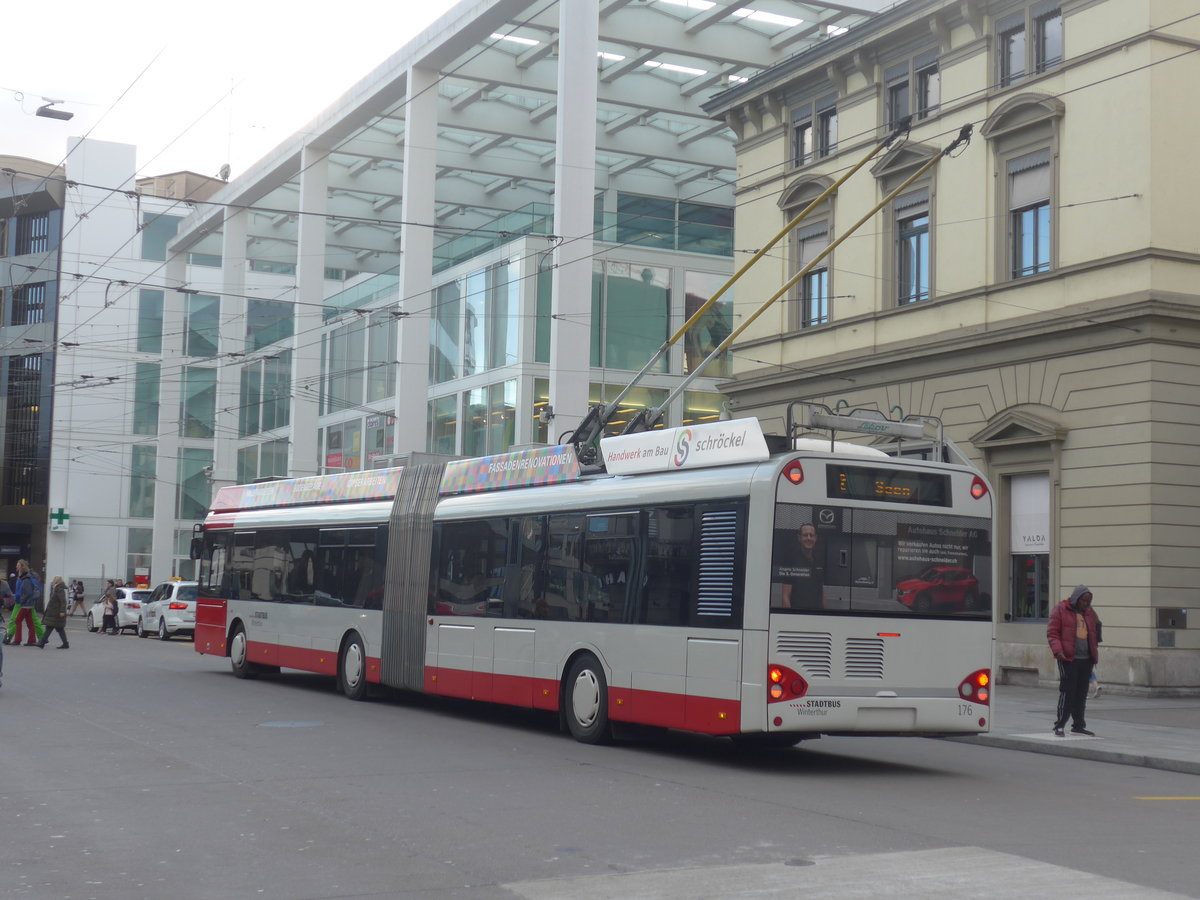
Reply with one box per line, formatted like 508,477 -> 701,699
87,587 -> 152,634
137,580 -> 198,641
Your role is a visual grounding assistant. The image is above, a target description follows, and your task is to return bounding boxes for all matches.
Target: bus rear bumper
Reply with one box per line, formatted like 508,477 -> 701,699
767,696 -> 990,735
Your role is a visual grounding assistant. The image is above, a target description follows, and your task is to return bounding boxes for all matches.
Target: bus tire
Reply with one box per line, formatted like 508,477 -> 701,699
338,632 -> 368,701
229,624 -> 259,680
564,653 -> 611,744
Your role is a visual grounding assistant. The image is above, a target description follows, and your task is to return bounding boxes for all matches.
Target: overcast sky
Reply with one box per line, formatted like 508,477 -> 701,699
3,0 -> 459,182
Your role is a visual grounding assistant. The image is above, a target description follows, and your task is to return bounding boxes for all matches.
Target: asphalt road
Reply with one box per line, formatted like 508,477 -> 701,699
2,621 -> 1197,900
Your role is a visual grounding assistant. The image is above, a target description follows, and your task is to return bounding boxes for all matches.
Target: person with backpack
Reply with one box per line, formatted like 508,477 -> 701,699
4,560 -> 45,646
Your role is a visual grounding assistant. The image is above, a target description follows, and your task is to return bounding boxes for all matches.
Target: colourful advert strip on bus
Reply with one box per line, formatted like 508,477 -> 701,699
601,418 -> 770,475
441,445 -> 582,495
211,468 -> 405,512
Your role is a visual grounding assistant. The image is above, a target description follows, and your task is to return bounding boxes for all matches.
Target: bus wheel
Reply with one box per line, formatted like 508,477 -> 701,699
564,653 -> 611,744
229,625 -> 259,679
338,632 -> 368,701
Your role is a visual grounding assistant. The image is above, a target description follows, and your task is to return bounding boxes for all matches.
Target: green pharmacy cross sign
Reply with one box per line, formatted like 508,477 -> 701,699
50,508 -> 70,532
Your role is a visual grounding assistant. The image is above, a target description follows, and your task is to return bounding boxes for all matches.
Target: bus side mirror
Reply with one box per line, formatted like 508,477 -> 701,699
189,537 -> 204,560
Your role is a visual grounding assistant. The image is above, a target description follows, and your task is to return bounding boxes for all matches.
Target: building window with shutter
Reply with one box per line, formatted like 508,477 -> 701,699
1008,150 -> 1052,278
793,221 -> 830,328
895,190 -> 930,304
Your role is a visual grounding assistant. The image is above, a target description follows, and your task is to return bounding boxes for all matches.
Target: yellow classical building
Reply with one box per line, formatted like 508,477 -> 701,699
704,0 -> 1199,693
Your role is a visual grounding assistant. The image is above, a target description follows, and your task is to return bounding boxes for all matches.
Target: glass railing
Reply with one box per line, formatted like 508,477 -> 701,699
324,268 -> 400,321
433,203 -> 554,273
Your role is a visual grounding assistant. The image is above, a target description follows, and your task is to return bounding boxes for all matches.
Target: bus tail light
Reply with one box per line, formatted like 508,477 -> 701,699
969,476 -> 989,500
958,669 -> 991,705
781,461 -> 804,485
767,664 -> 808,703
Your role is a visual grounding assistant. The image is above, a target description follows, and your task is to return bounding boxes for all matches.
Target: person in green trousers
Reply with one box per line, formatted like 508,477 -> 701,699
4,559 -> 45,646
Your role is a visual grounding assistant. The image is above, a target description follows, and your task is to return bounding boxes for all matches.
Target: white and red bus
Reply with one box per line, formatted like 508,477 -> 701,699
194,417 -> 993,745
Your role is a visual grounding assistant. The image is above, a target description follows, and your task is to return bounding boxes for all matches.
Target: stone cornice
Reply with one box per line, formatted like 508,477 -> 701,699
726,290 -> 1200,400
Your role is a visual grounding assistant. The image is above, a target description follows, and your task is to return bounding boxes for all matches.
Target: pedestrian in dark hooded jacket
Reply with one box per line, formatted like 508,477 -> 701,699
37,576 -> 70,649
1047,585 -> 1099,736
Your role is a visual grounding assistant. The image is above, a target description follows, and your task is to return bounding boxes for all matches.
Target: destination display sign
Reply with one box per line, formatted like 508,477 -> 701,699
440,444 -> 581,495
600,418 -> 770,475
211,468 -> 405,512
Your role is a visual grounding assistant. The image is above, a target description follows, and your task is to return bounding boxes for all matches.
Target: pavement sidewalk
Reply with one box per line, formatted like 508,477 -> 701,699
946,683 -> 1200,775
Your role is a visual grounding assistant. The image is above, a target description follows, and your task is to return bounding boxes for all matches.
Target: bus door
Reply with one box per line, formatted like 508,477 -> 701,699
430,518 -> 508,700
311,527 -> 381,673
487,515 -> 545,707
231,531 -> 281,663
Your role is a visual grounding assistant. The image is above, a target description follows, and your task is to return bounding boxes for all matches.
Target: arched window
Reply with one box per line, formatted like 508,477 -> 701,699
780,178 -> 835,329
982,94 -> 1064,282
871,143 -> 938,306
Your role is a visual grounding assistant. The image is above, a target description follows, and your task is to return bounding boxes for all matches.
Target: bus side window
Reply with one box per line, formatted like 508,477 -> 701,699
285,544 -> 318,604
230,532 -> 258,601
432,520 -> 506,616
201,532 -> 233,599
641,506 -> 693,626
582,513 -> 637,624
508,516 -> 545,619
315,529 -> 349,606
543,514 -> 586,621
345,526 -> 385,610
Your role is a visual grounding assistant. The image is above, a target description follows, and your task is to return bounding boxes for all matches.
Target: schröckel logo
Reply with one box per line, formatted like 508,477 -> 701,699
672,428 -> 692,467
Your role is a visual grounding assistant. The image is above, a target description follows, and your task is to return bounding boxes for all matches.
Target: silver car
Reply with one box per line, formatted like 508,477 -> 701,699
137,581 -> 198,641
87,587 -> 152,634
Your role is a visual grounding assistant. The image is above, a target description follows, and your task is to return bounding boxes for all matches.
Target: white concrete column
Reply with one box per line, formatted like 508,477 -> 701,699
549,0 -> 600,438
291,146 -> 328,476
150,253 -> 188,582
395,64 -> 438,453
213,208 -> 247,489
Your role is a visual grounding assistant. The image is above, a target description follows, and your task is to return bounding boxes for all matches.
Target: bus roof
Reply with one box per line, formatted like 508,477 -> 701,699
208,420 -> 918,516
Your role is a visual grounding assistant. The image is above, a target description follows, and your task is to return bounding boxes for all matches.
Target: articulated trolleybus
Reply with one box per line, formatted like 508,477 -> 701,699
194,414 -> 994,745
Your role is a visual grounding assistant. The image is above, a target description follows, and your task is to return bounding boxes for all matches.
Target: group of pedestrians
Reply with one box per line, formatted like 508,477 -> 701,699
0,561 -> 73,650
0,572 -> 128,690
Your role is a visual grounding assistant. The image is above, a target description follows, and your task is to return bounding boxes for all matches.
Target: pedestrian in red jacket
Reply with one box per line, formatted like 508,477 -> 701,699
1047,585 -> 1099,737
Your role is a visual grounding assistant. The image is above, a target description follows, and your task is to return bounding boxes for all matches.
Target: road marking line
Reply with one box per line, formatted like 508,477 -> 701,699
1134,796 -> 1200,801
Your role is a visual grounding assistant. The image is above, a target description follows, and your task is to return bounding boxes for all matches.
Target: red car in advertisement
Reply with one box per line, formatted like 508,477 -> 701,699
896,566 -> 981,613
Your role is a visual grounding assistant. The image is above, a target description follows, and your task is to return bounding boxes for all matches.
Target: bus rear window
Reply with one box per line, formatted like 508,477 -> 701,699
771,503 -> 991,619
826,465 -> 950,506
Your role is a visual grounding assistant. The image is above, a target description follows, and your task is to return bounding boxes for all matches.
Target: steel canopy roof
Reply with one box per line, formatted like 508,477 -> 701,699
172,0 -> 886,276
